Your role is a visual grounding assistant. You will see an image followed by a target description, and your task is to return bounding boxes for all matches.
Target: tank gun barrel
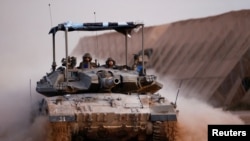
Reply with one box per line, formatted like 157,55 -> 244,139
101,77 -> 120,89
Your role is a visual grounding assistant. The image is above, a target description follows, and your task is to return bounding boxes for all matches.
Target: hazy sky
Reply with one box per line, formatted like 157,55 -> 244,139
0,0 -> 250,90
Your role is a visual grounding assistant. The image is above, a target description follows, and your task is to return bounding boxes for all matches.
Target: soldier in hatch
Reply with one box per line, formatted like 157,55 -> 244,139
61,56 -> 77,69
77,53 -> 94,69
132,54 -> 146,75
102,57 -> 117,69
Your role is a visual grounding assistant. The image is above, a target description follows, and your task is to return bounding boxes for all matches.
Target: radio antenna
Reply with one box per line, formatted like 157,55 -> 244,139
94,12 -> 100,66
94,11 -> 97,22
48,3 -> 53,27
174,80 -> 182,107
29,79 -> 32,111
94,12 -> 99,49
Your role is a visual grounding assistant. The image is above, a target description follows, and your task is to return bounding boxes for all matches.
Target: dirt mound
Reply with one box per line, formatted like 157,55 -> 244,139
72,9 -> 250,109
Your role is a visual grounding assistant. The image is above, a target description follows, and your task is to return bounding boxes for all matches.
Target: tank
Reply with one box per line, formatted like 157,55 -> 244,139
36,21 -> 178,141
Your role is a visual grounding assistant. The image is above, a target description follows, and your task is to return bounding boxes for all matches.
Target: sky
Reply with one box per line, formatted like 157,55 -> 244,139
0,0 -> 250,95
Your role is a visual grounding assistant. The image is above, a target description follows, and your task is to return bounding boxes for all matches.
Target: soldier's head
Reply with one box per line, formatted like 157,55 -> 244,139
83,53 -> 92,62
106,57 -> 115,67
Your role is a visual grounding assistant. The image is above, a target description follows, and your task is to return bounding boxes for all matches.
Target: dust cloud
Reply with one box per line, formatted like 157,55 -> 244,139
174,97 -> 243,141
155,72 -> 244,141
0,52 -> 51,141
0,91 -> 49,141
0,82 -> 49,141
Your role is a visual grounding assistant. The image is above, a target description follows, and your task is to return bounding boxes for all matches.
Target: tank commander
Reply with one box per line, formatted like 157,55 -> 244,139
77,53 -> 95,69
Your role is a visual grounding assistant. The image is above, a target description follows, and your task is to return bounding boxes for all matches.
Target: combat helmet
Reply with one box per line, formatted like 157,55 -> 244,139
83,53 -> 92,61
106,57 -> 116,65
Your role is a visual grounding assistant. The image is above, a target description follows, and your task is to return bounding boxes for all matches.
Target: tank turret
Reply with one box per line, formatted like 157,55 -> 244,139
36,67 -> 162,97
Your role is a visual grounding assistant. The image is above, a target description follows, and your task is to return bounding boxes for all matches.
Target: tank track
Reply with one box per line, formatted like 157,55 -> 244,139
47,121 -> 177,141
152,121 -> 177,141
49,122 -> 71,141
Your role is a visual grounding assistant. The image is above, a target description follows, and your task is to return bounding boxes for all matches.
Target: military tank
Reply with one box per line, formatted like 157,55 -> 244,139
36,21 -> 178,141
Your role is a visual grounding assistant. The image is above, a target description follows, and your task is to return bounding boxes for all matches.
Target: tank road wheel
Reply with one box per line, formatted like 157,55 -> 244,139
152,121 -> 167,141
152,121 -> 177,141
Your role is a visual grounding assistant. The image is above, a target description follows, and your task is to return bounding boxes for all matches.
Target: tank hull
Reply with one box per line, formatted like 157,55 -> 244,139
39,93 -> 177,141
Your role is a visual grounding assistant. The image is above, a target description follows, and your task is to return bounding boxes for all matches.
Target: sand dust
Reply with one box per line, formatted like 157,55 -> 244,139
157,75 -> 244,141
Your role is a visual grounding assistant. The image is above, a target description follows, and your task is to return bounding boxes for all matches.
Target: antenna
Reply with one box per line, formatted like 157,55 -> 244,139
48,3 -> 53,27
94,12 -> 99,49
94,11 -> 100,66
174,80 -> 182,107
29,79 -> 32,110
48,3 -> 57,71
94,11 -> 97,22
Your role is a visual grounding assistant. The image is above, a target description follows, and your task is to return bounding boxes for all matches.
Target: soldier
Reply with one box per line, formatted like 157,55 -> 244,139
77,53 -> 93,69
133,54 -> 146,75
61,56 -> 77,69
103,57 -> 117,69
